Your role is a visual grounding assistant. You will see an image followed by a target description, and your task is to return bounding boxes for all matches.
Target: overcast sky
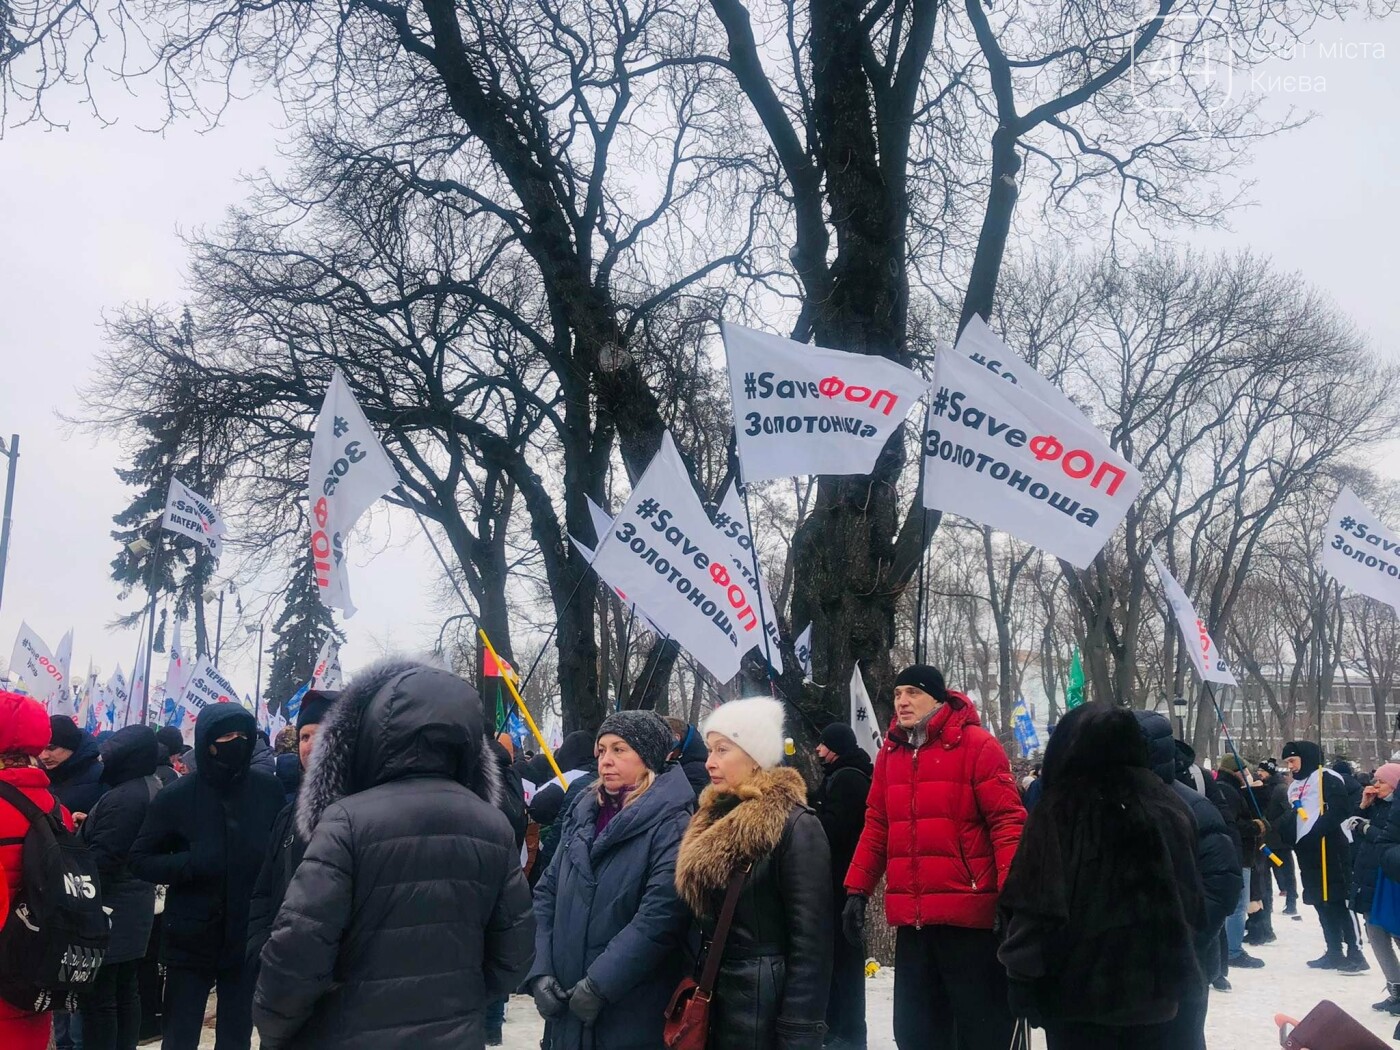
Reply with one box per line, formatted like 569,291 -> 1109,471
1,14 -> 1396,701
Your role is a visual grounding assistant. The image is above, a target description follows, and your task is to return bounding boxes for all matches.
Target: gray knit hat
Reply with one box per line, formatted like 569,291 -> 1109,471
596,710 -> 673,773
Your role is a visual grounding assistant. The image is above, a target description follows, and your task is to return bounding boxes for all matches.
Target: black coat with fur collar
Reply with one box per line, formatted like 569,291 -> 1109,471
676,767 -> 833,1050
252,660 -> 535,1050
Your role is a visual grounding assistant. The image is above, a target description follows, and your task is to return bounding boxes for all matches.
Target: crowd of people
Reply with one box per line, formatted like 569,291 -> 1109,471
2,659 -> 1400,1050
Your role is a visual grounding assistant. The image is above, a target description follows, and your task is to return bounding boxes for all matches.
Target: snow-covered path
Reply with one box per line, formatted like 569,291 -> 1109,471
209,899 -> 1400,1047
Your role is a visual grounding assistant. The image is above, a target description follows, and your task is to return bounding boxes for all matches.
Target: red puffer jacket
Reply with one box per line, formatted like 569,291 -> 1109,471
845,692 -> 1025,929
0,691 -> 73,1050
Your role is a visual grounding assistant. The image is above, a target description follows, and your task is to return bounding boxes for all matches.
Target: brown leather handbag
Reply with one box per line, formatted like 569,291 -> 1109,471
663,865 -> 749,1050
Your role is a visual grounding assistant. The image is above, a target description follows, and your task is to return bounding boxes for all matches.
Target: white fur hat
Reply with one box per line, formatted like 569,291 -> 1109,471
702,695 -> 787,770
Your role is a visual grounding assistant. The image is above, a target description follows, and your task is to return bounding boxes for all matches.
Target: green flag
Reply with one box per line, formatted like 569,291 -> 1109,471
1066,647 -> 1086,709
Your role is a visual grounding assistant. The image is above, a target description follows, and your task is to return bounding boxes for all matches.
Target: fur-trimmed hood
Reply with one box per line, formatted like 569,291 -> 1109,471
297,657 -> 504,840
675,765 -> 807,915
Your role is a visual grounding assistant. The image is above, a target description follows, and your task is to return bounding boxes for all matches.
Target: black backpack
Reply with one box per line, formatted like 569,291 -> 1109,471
0,781 -> 109,1012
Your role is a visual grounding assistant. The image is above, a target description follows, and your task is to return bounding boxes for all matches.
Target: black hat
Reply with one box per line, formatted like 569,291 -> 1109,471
48,714 -> 84,752
155,726 -> 189,757
893,664 -> 951,704
596,710 -> 673,774
820,722 -> 859,757
297,690 -> 339,732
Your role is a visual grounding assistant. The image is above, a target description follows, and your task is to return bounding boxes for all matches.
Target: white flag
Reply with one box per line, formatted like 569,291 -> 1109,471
10,622 -> 65,707
126,644 -> 150,729
724,322 -> 931,483
589,432 -> 766,683
1151,551 -> 1237,686
1321,487 -> 1400,613
162,619 -> 191,719
311,636 -> 343,690
178,655 -> 245,716
849,663 -> 883,761
105,665 -> 129,731
794,623 -> 813,681
922,328 -> 1141,568
55,629 -> 73,686
162,478 -> 228,558
712,481 -> 783,674
573,499 -> 664,638
308,368 -> 401,617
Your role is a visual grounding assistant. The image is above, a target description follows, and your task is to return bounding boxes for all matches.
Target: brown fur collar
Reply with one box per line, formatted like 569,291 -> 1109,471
675,766 -> 807,916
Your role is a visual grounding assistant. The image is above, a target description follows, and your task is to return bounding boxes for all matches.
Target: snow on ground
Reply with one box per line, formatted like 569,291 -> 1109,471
207,900 -> 1400,1048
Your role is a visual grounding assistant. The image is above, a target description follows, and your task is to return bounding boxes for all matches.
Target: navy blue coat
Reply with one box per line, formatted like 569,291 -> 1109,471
49,736 -> 106,815
528,764 -> 695,1050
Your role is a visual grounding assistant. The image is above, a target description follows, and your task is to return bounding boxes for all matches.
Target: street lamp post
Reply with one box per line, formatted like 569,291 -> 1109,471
0,434 -> 18,615
1173,694 -> 1188,740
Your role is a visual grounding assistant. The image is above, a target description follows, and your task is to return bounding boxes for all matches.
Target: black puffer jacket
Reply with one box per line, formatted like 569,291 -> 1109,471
1214,773 -> 1262,868
675,767 -> 833,1050
49,735 -> 106,815
245,800 -> 306,968
130,703 -> 284,971
674,725 -> 711,798
80,726 -> 160,964
1276,743 -> 1352,906
812,749 -> 872,898
1134,712 -> 1242,994
252,660 -> 535,1050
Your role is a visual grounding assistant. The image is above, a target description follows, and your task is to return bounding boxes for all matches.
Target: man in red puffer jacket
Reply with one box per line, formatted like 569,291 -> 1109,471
0,690 -> 76,1050
842,664 -> 1025,1050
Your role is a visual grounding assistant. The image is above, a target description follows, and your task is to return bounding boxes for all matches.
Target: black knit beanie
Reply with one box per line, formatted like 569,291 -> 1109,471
893,664 -> 951,703
297,690 -> 340,732
48,714 -> 84,752
820,722 -> 859,757
596,710 -> 673,773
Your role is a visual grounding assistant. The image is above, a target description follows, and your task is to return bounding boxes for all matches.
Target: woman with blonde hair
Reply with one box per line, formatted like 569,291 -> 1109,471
528,710 -> 696,1050
676,696 -> 832,1050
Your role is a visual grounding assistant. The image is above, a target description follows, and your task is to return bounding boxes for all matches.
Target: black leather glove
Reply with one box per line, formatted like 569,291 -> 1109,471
842,895 -> 867,948
530,975 -> 570,1019
567,976 -> 605,1025
1007,979 -> 1044,1028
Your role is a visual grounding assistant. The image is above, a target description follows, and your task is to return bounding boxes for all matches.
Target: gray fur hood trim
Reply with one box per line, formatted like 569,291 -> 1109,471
297,656 -> 505,840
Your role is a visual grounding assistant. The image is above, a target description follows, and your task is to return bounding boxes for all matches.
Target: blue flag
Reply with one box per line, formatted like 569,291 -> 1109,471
285,683 -> 310,723
506,708 -> 530,754
1011,697 -> 1041,758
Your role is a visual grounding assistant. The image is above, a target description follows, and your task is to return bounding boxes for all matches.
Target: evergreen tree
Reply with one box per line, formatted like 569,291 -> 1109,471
107,312 -> 227,654
265,553 -> 344,715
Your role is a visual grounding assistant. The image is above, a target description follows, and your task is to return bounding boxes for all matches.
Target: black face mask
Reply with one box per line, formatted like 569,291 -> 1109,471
205,736 -> 252,785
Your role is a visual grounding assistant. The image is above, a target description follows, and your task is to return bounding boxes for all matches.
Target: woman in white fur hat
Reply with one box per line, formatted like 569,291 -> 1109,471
674,696 -> 833,1050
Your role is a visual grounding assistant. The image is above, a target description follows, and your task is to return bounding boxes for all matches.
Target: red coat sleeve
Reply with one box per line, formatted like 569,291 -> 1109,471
970,734 -> 1025,888
844,745 -> 889,896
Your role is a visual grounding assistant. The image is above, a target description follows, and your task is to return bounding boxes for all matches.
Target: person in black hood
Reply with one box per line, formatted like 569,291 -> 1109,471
1001,705 -> 1204,1049
130,703 -> 284,1050
1277,740 -> 1367,972
664,716 -> 711,798
1132,712 -> 1241,1050
245,690 -> 338,971
41,715 -> 107,815
812,723 -> 874,1050
252,660 -> 534,1050
528,730 -> 599,885
77,724 -> 160,1050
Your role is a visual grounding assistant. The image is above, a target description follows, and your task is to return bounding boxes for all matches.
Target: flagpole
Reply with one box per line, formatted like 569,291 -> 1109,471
914,399 -> 932,664
737,479 -> 778,685
1202,681 -> 1282,868
479,628 -> 568,789
135,531 -> 162,726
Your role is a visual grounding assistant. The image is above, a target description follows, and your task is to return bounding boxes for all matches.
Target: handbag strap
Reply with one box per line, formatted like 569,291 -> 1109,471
698,864 -> 750,996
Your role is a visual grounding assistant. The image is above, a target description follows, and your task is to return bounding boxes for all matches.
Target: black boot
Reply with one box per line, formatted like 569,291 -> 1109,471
1309,950 -> 1346,969
1343,945 -> 1372,975
1372,983 -> 1400,1013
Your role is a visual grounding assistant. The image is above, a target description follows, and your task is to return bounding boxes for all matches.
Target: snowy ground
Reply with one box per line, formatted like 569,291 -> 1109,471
202,901 -> 1400,1048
